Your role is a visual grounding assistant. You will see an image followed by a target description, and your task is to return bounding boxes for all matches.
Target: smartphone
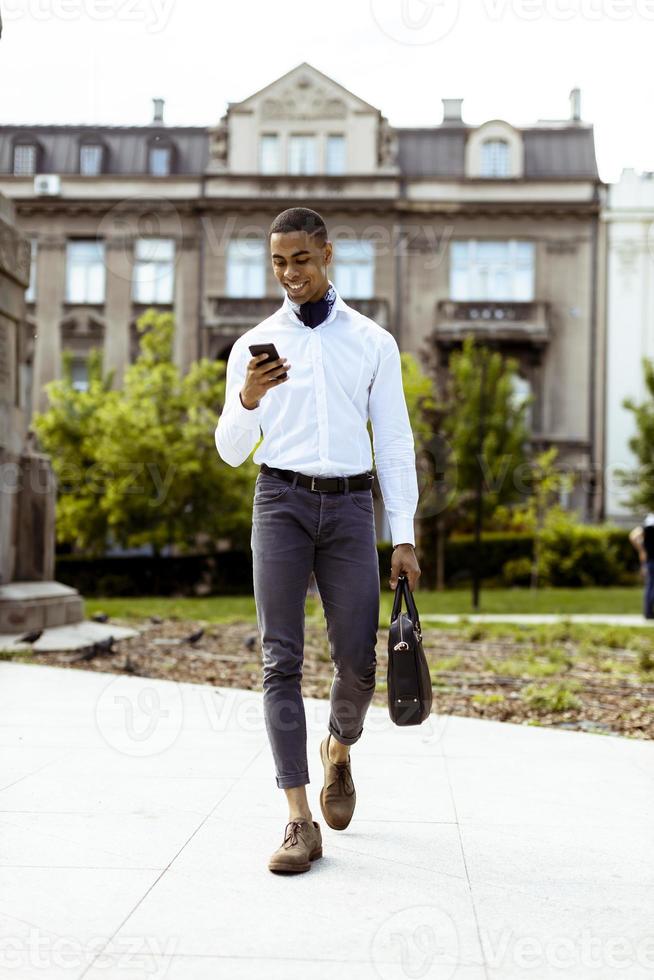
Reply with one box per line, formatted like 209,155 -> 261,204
248,342 -> 287,381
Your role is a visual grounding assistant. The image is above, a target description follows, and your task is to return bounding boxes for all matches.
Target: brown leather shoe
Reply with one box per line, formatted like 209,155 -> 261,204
268,818 -> 323,874
319,733 -> 356,830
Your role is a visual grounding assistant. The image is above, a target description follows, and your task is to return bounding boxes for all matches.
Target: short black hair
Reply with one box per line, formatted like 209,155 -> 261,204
268,207 -> 328,246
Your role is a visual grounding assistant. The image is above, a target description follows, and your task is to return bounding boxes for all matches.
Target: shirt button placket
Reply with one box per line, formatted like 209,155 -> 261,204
314,329 -> 328,465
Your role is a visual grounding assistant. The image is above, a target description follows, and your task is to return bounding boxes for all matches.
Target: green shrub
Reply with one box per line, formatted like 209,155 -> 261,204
521,680 -> 582,713
502,556 -> 533,586
538,517 -> 624,587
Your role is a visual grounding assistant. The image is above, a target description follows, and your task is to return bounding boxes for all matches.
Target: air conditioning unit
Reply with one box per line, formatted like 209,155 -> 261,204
34,174 -> 61,196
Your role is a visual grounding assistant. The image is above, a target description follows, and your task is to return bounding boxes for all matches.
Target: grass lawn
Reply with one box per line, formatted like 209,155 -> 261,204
83,586 -> 646,625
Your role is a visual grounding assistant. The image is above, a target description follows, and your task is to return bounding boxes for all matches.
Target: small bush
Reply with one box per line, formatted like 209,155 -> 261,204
502,556 -> 533,586
538,516 -> 624,587
521,681 -> 582,713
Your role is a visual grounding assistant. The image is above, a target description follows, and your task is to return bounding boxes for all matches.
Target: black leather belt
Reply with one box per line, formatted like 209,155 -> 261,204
260,462 -> 374,493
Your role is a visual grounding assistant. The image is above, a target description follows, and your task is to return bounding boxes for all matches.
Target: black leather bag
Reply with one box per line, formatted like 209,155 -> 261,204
387,574 -> 433,726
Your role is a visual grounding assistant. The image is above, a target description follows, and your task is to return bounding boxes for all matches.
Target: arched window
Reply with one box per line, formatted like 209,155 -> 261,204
481,139 -> 510,177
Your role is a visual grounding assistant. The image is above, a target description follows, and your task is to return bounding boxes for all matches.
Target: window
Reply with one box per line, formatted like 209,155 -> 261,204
510,374 -> 533,427
260,134 -> 281,174
226,239 -> 266,298
149,145 -> 171,176
13,144 -> 36,175
25,238 -> 37,303
80,144 -> 103,175
450,240 -> 534,301
132,238 -> 175,304
333,240 -> 375,299
480,139 -> 510,178
289,135 -> 317,175
66,240 -> 106,304
70,357 -> 89,392
326,135 -> 346,175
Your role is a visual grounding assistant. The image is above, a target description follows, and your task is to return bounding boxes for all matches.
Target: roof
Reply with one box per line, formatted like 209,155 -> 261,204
0,123 -> 599,180
0,125 -> 209,176
397,125 -> 599,179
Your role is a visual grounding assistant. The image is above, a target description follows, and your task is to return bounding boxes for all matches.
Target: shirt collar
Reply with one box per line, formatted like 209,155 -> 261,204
282,279 -> 349,328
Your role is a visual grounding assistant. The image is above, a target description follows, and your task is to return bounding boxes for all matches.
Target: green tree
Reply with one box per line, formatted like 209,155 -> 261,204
439,336 -> 531,532
33,309 -> 258,556
31,348 -> 116,552
493,446 -> 575,587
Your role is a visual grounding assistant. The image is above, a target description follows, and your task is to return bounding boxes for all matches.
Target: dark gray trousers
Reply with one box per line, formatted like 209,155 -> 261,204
250,469 -> 380,789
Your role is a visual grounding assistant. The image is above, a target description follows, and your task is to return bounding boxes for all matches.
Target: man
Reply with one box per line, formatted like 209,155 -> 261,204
629,513 -> 654,619
215,207 -> 420,874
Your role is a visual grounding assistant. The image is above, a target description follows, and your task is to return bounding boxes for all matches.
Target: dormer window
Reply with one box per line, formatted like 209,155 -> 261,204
80,143 -> 104,175
148,136 -> 174,176
480,139 -> 509,177
13,143 -> 37,175
465,122 -> 523,179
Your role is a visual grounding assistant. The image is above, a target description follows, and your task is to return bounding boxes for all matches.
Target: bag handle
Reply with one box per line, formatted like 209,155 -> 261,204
390,574 -> 421,634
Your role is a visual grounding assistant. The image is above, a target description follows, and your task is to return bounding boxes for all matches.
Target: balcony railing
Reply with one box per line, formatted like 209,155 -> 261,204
435,300 -> 550,345
206,296 -> 390,330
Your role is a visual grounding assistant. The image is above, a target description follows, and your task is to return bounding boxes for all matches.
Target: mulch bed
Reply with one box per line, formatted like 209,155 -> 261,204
17,618 -> 654,740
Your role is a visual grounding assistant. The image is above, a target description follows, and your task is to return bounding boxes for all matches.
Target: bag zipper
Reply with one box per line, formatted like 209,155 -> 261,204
393,608 -> 409,651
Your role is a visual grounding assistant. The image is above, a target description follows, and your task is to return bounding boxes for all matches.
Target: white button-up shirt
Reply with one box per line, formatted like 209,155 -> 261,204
214,280 -> 419,547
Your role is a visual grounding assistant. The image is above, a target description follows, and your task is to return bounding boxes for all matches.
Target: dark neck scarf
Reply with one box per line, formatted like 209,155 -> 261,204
290,283 -> 337,329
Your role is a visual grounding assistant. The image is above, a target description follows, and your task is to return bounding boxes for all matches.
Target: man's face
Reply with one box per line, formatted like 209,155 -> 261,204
270,230 -> 332,304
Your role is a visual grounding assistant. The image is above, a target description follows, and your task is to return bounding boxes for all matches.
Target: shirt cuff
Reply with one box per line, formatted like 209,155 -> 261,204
388,515 -> 415,549
235,390 -> 262,428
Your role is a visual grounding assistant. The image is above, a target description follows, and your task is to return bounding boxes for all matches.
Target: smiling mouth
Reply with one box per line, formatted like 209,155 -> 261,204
286,281 -> 309,294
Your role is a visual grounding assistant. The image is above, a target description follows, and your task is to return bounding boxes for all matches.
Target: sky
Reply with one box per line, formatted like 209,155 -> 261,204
2,0 -> 653,183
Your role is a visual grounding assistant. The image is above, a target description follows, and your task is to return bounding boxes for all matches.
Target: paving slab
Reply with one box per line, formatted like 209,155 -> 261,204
0,660 -> 652,980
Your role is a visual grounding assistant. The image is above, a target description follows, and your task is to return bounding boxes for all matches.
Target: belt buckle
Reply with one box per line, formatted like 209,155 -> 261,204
310,476 -> 319,492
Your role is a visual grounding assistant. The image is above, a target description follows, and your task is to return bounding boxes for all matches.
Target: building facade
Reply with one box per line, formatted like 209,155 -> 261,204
0,62 -> 605,525
603,169 -> 654,524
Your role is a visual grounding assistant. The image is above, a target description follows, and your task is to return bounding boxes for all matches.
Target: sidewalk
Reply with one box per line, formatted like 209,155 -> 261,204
0,660 -> 653,979
421,613 -> 654,627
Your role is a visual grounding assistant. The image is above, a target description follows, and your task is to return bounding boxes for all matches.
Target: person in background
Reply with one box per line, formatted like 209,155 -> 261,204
629,513 -> 654,620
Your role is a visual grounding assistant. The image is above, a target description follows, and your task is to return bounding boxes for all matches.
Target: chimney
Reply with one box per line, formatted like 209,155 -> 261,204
442,98 -> 463,124
569,88 -> 581,122
151,97 -> 165,125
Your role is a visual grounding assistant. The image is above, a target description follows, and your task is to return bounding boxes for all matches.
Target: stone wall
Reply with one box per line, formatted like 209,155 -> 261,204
0,192 -> 55,583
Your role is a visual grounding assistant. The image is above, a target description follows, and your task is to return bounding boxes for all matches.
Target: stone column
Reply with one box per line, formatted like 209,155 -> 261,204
31,235 -> 66,415
173,235 -> 200,373
104,235 -> 134,387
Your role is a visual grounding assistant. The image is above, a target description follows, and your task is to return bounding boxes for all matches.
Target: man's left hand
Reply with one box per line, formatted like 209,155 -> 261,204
390,543 -> 421,593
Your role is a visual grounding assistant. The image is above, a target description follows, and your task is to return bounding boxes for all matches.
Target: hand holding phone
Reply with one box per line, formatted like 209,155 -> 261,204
241,342 -> 291,409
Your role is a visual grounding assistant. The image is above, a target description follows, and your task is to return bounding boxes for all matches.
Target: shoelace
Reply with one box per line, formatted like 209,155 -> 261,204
327,761 -> 355,797
283,819 -> 308,849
